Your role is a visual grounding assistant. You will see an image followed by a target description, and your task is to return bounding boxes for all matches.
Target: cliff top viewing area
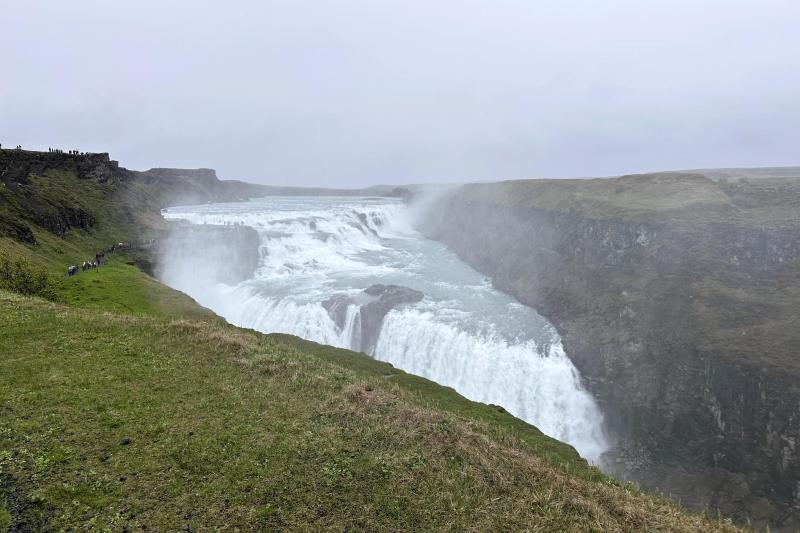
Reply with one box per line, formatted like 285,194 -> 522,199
0,147 -> 124,186
0,147 -> 116,165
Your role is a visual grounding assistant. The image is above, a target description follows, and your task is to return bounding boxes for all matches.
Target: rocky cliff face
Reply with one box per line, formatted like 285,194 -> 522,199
133,167 -> 261,207
421,173 -> 800,530
0,150 -> 120,245
0,150 -> 125,185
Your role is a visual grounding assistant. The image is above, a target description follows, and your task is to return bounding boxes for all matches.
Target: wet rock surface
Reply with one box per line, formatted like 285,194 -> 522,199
322,294 -> 357,331
323,284 -> 424,353
360,284 -> 424,353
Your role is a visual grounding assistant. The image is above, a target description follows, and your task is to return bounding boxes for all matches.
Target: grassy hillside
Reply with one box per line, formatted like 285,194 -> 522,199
0,149 -> 736,530
57,255 -> 217,319
0,290 -> 737,531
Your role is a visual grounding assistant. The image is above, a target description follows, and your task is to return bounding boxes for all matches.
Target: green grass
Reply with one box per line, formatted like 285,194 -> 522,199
56,254 -> 216,320
0,506 -> 9,532
0,290 -> 737,531
0,253 -> 58,300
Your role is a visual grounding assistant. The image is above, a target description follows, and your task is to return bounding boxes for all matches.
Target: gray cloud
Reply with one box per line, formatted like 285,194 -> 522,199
2,0 -> 799,187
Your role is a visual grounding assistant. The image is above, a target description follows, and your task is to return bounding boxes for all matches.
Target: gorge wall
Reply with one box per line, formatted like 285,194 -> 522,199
421,172 -> 800,530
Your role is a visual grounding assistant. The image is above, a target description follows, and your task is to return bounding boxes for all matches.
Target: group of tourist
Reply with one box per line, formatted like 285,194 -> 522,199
64,241 -> 154,278
48,148 -> 83,155
0,143 -> 87,154
65,245 -> 117,277
66,254 -> 104,277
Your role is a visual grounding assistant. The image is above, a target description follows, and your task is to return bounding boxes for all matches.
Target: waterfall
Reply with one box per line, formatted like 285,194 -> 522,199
160,196 -> 610,464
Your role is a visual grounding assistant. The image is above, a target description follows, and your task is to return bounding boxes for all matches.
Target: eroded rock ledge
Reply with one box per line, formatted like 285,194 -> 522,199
323,284 -> 424,354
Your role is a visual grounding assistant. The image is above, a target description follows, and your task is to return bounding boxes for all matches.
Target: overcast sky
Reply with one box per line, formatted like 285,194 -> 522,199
2,1 -> 799,187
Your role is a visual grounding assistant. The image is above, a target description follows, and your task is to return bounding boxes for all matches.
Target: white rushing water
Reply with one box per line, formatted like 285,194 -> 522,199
161,196 -> 609,463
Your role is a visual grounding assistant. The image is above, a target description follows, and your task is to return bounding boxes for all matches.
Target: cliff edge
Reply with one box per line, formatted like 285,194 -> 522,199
422,171 -> 800,530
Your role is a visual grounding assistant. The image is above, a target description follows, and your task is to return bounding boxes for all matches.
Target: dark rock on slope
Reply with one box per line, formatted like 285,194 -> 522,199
0,213 -> 37,245
421,171 -> 800,531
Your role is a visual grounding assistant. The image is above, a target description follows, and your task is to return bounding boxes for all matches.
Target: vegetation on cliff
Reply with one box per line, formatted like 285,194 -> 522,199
0,149 -> 735,530
0,253 -> 58,300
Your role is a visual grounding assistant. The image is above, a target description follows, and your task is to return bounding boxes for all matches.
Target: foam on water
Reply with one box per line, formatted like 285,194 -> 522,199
161,196 -> 609,463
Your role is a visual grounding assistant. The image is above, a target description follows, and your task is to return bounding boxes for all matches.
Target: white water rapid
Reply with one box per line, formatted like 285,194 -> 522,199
160,196 -> 609,463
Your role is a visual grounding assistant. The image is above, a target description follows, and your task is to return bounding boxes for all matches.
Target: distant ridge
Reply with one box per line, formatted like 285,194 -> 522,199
672,166 -> 800,181
138,166 -> 409,203
0,148 -> 410,209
